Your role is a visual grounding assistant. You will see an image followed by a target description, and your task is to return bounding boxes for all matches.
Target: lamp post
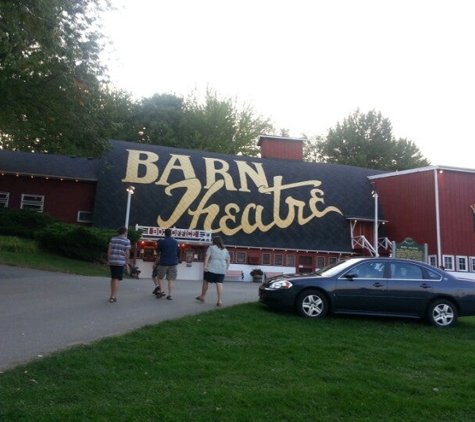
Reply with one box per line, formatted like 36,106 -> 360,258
372,190 -> 379,257
124,185 -> 135,228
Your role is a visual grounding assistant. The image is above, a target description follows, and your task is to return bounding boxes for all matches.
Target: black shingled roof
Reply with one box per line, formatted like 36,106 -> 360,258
0,150 -> 100,181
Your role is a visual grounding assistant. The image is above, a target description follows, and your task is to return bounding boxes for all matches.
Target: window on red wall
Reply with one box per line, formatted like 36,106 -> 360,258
0,192 -> 9,207
236,252 -> 247,264
470,257 -> 475,272
443,255 -> 454,271
457,256 -> 468,272
21,194 -> 44,212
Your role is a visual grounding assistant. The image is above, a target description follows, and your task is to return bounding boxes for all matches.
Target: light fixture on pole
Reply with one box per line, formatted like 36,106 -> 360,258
372,190 -> 379,257
124,185 -> 135,228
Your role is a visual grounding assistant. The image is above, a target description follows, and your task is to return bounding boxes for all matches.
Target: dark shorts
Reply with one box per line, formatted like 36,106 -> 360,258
204,271 -> 225,284
110,265 -> 125,281
157,265 -> 177,281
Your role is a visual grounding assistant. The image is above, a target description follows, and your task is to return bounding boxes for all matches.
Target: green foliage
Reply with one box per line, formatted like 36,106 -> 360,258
0,208 -> 56,238
180,88 -> 275,156
303,134 -> 323,162
0,235 -> 39,253
134,94 -> 185,146
111,88 -> 276,156
0,238 -> 110,275
35,223 -> 111,261
0,208 -> 142,262
126,227 -> 142,244
314,109 -> 430,170
2,303 -> 475,420
34,223 -> 142,262
0,0 -> 113,157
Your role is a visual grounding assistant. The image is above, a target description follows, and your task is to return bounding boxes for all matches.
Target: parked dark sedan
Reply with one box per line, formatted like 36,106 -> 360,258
258,258 -> 475,327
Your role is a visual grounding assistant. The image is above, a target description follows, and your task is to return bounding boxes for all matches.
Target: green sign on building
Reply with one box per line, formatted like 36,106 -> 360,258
395,237 -> 425,262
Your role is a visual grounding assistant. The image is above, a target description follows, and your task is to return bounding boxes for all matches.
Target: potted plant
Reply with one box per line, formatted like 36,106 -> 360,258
250,268 -> 264,283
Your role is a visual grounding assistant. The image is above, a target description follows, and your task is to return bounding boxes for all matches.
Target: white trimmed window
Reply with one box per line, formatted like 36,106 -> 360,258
21,194 -> 44,212
428,255 -> 437,267
0,192 -> 9,208
77,211 -> 93,223
443,255 -> 454,271
469,257 -> 475,273
262,253 -> 271,265
316,256 -> 325,269
456,256 -> 468,272
228,251 -> 234,263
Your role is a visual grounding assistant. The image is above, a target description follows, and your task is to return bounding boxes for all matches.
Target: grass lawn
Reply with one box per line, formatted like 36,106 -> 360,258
2,240 -> 475,420
2,302 -> 475,420
0,236 -> 110,277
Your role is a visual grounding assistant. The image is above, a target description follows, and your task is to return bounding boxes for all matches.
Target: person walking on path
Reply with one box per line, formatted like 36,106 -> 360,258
151,263 -> 165,298
154,228 -> 179,300
196,236 -> 230,307
107,226 -> 131,303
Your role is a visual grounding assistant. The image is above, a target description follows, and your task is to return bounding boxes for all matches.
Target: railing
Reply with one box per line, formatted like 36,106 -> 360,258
352,235 -> 392,256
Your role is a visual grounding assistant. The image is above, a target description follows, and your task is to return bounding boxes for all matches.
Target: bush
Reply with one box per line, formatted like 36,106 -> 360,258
0,235 -> 40,253
35,223 -> 143,262
35,223 -> 111,262
0,208 -> 56,238
0,208 -> 143,262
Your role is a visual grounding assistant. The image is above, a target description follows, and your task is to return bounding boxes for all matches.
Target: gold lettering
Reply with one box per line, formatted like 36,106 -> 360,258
220,204 -> 241,236
140,152 -> 344,237
157,178 -> 201,227
122,149 -> 159,184
235,161 -> 269,192
188,180 -> 224,230
308,189 -> 342,218
253,204 -> 275,232
203,158 -> 237,191
156,154 -> 195,186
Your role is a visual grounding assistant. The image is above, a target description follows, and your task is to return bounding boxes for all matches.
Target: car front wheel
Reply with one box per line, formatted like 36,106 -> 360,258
296,289 -> 328,319
427,299 -> 458,328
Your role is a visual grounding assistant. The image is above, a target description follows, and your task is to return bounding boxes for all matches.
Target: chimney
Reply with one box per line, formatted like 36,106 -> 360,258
257,135 -> 304,161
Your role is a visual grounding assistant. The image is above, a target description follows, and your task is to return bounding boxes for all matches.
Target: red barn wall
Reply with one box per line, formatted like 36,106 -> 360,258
372,170 -> 438,252
258,137 -> 304,160
0,174 -> 96,224
437,170 -> 475,257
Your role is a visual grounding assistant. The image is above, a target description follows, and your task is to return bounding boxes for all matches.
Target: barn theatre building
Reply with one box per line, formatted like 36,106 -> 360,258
1,136 -> 475,281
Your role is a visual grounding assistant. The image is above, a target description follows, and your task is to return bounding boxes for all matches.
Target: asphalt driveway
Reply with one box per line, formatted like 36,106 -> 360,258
0,265 -> 259,371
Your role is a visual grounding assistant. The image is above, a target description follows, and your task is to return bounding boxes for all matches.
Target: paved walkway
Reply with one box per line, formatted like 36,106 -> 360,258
0,265 -> 259,371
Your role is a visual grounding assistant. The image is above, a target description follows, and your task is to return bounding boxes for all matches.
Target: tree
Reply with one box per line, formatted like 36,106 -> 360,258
125,94 -> 185,147
179,88 -> 274,156
316,109 -> 430,171
0,0 -> 112,157
303,135 -> 322,162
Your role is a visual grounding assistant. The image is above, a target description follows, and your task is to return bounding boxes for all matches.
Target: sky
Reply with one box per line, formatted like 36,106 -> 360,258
101,0 -> 474,168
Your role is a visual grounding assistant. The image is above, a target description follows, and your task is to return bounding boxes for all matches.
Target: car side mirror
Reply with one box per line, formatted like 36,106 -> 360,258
344,273 -> 357,280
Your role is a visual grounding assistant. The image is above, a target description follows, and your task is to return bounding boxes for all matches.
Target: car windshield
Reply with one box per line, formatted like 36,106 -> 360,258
317,259 -> 363,277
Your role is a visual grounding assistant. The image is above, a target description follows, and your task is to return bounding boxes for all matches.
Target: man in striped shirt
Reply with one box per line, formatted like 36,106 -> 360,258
107,226 -> 131,303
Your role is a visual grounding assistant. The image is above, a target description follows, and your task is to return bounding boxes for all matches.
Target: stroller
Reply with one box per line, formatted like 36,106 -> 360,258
127,264 -> 141,279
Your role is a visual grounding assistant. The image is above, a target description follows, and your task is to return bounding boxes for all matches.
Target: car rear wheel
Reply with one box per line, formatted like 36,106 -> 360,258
296,289 -> 328,319
427,299 -> 458,328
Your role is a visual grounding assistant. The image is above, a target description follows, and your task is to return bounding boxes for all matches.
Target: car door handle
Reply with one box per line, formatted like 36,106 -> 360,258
420,283 -> 432,289
373,282 -> 385,288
